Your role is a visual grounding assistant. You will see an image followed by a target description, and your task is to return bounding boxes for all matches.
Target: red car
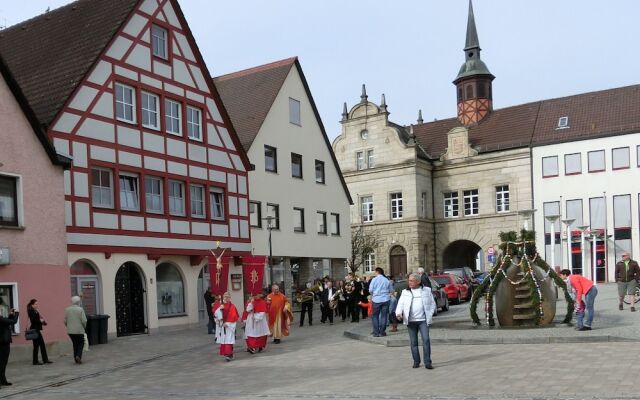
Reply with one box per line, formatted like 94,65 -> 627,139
432,274 -> 470,304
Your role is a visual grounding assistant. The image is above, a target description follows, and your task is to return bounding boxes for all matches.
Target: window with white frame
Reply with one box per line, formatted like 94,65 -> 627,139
289,97 -> 301,125
165,99 -> 182,135
463,189 -> 479,216
0,285 -> 19,334
315,160 -> 325,184
390,192 -> 403,220
330,213 -> 340,235
186,106 -> 202,141
316,211 -> 327,234
443,192 -> 459,218
0,175 -> 18,227
91,168 -> 113,209
364,253 -> 375,273
249,201 -> 261,227
356,151 -> 365,170
115,83 -> 135,123
612,147 -> 630,169
588,150 -> 605,172
168,180 -> 185,216
367,149 -> 375,168
542,156 -> 559,177
141,92 -> 159,130
119,173 -> 139,211
210,188 -> 224,220
190,185 -> 205,218
421,191 -> 427,218
151,24 -> 168,59
564,153 -> 581,175
293,207 -> 305,232
144,176 -> 163,213
266,203 -> 279,229
361,196 -> 373,223
495,185 -> 509,213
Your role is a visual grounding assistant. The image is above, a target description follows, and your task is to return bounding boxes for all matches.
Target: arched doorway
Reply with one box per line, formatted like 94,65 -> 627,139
197,264 -> 211,322
389,246 -> 407,279
442,240 -> 482,271
70,260 -> 101,316
115,262 -> 147,336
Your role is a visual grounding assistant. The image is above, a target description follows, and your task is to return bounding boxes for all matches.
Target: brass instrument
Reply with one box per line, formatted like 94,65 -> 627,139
329,289 -> 342,310
295,282 -> 322,303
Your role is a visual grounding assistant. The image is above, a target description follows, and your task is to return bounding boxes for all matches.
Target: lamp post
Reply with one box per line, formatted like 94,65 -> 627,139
590,231 -> 600,286
518,209 -> 537,231
561,218 -> 575,274
577,225 -> 590,279
263,216 -> 275,286
545,215 -> 560,271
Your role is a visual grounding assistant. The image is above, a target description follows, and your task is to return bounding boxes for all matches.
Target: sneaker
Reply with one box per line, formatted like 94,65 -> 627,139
619,304 -> 624,311
412,363 -> 420,368
224,356 -> 233,362
425,364 -> 434,370
380,332 -> 387,337
247,348 -> 255,354
632,307 -> 636,312
578,327 -> 591,331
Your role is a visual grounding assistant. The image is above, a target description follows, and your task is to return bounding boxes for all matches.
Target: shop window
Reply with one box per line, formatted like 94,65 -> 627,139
156,263 -> 185,317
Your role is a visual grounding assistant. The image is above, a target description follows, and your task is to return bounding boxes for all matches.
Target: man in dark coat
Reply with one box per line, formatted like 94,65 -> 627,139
615,252 -> 640,311
204,288 -> 215,334
0,309 -> 19,387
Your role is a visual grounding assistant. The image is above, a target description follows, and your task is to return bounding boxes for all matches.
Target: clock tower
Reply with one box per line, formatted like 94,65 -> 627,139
454,0 -> 495,126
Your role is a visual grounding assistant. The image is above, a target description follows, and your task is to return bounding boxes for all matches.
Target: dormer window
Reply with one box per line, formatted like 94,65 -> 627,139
556,116 -> 570,130
151,25 -> 168,59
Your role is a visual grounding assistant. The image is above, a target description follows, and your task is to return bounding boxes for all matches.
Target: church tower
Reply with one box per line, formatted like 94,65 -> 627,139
454,0 -> 495,126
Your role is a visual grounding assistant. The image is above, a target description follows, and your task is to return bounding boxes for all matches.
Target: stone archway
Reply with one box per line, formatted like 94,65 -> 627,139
115,262 -> 147,336
442,240 -> 482,271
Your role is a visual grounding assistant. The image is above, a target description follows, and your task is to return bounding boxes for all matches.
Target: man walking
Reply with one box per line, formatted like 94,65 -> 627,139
417,267 -> 432,289
369,267 -> 392,337
559,269 -> 598,330
395,273 -> 435,369
203,288 -> 215,334
320,280 -> 335,325
267,285 -> 289,343
615,252 -> 640,311
298,283 -> 314,327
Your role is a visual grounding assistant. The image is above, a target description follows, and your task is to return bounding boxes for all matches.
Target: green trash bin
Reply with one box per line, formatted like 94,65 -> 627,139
85,315 -> 100,346
97,315 -> 110,344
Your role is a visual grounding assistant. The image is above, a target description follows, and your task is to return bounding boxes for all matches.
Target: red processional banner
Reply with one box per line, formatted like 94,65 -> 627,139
242,256 -> 267,296
209,255 -> 230,296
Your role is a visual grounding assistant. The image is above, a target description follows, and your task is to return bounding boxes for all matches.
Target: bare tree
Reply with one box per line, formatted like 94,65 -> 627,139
346,225 -> 380,275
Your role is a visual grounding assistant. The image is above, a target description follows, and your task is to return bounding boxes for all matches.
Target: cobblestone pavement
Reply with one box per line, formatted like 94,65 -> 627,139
1,284 -> 638,400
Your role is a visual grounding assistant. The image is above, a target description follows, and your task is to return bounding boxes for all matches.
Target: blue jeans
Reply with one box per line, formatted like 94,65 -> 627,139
207,314 -> 215,334
407,321 -> 431,366
577,286 -> 598,328
372,301 -> 389,336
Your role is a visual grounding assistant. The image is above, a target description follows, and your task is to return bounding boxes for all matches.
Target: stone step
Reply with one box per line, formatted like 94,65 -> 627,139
513,303 -> 534,309
515,294 -> 531,299
513,314 -> 536,320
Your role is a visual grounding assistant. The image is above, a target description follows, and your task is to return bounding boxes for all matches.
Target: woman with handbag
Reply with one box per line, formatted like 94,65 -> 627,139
27,299 -> 52,365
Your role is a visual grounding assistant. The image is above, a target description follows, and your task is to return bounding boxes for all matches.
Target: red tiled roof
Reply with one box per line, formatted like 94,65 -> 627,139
0,0 -> 138,127
214,58 -> 296,150
412,84 -> 640,158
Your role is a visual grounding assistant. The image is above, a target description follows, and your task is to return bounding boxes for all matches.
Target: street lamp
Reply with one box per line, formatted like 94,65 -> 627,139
545,215 -> 560,271
561,218 -> 575,274
518,209 -> 537,231
263,215 -> 275,287
577,225 -> 590,279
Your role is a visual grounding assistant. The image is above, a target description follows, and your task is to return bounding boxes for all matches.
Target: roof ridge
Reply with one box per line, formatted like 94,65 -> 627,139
1,0 -> 85,33
214,57 -> 297,81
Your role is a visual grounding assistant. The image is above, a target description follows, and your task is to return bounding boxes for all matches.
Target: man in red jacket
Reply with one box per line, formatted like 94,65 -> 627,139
559,269 -> 598,331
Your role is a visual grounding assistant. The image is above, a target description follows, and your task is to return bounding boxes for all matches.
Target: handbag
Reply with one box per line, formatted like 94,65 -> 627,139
25,329 -> 39,340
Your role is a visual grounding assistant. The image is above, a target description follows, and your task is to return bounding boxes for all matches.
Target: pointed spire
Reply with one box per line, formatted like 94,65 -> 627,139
465,0 -> 480,51
417,109 -> 423,124
360,84 -> 368,103
380,93 -> 387,112
341,102 -> 348,121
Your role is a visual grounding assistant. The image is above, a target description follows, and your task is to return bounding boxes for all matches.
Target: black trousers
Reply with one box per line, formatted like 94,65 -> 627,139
69,334 -> 84,360
348,300 -> 359,322
32,331 -> 49,363
299,301 -> 313,326
0,343 -> 9,383
321,304 -> 334,323
337,300 -> 347,321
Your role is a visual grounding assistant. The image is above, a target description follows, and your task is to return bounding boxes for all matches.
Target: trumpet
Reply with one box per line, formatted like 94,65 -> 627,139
329,289 -> 342,310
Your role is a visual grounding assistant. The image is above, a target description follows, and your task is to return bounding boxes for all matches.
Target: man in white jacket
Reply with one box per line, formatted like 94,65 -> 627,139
395,273 -> 436,369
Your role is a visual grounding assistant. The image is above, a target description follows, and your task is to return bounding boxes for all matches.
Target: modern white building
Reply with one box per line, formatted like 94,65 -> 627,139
215,58 -> 352,295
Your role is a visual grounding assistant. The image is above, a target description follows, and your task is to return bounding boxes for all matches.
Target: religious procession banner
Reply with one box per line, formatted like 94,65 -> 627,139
209,252 -> 230,296
242,256 -> 267,296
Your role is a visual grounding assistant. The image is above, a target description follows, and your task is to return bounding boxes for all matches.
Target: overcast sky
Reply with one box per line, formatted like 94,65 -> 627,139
2,1 -> 639,141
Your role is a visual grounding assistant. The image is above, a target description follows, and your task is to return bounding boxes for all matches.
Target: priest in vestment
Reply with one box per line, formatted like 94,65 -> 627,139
213,292 -> 239,361
267,285 -> 293,343
244,294 -> 270,353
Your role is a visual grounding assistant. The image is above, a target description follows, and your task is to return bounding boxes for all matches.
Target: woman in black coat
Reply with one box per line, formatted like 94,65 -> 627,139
0,309 -> 19,386
27,299 -> 51,365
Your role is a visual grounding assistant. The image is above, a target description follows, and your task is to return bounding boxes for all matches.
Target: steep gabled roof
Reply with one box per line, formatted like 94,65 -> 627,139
0,0 -> 139,127
412,84 -> 640,158
214,57 -> 296,150
0,54 -> 70,168
214,58 -> 353,204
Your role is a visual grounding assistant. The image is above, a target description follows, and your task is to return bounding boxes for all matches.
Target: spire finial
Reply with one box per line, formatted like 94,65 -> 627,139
360,84 -> 368,103
465,0 -> 480,51
380,93 -> 387,112
417,109 -> 423,124
341,102 -> 348,121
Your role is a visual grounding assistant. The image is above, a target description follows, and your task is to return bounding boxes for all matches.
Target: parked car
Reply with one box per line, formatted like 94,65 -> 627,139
432,274 -> 470,304
393,278 -> 449,315
474,271 -> 489,285
444,267 -> 477,300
